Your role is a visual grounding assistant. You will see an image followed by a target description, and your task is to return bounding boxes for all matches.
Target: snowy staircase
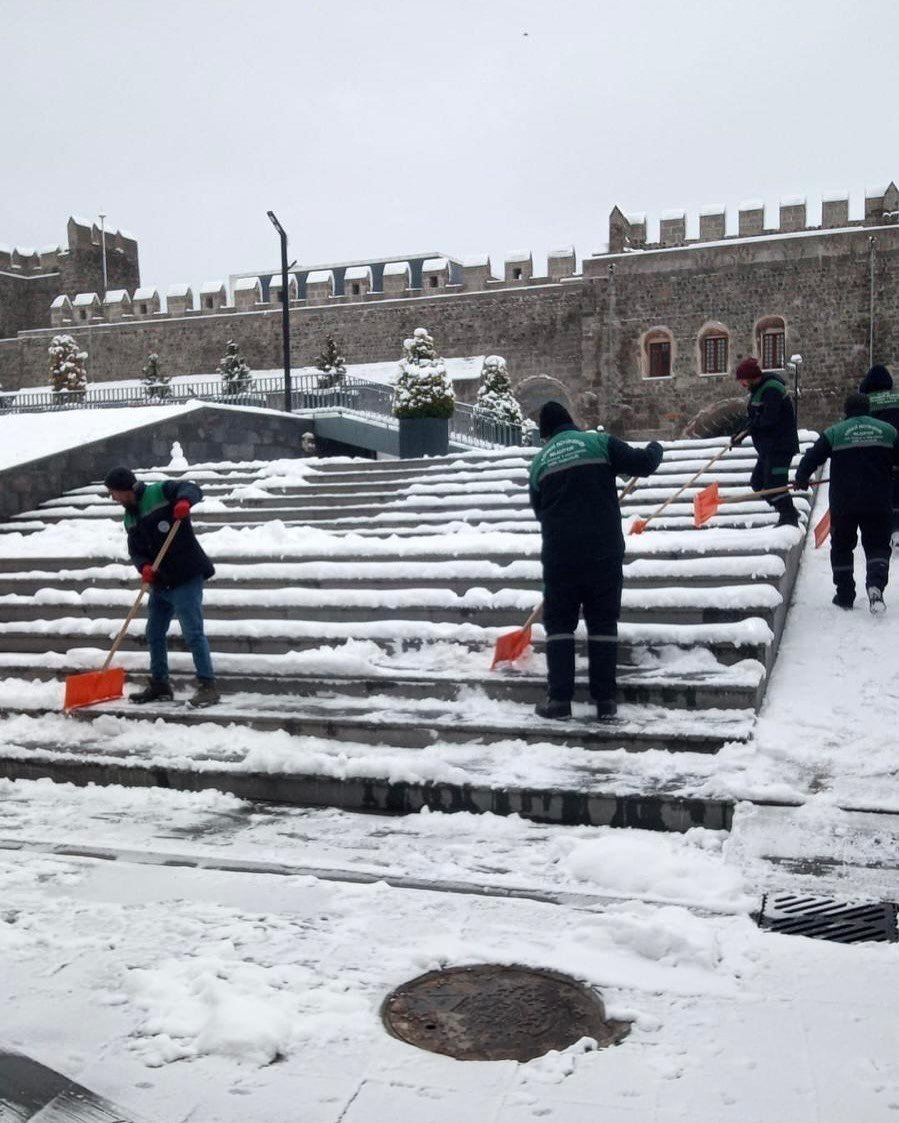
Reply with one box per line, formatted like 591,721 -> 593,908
0,440 -> 812,830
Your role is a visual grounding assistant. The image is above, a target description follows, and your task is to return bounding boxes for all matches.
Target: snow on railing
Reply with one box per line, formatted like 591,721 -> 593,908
0,375 -> 523,450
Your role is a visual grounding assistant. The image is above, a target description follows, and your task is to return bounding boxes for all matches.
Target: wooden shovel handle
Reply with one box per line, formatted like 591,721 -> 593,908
522,601 -> 543,629
718,478 -> 830,507
641,441 -> 737,529
101,519 -> 183,672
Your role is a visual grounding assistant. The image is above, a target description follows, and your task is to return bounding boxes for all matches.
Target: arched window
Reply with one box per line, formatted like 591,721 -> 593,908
699,324 -> 730,375
642,328 -> 673,378
756,316 -> 786,370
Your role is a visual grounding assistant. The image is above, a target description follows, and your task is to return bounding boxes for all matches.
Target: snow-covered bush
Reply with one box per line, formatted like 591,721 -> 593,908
474,355 -> 523,425
141,352 -> 171,399
316,335 -> 346,389
217,340 -> 252,396
48,334 -> 88,395
521,418 -> 540,446
392,327 -> 455,419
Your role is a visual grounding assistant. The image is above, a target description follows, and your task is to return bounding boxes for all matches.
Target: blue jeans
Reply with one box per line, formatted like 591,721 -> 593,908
146,575 -> 215,682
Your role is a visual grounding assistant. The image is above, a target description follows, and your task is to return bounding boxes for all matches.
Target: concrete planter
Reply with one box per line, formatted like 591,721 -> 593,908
398,417 -> 450,459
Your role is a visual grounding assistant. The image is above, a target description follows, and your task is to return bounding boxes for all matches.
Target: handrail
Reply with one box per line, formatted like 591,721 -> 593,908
0,374 -> 523,449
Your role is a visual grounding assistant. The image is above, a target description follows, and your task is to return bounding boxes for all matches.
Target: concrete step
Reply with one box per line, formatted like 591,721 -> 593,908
0,617 -> 772,665
44,693 -> 753,753
0,531 -> 799,572
0,656 -> 766,711
0,745 -> 734,831
0,585 -> 782,628
0,552 -> 788,595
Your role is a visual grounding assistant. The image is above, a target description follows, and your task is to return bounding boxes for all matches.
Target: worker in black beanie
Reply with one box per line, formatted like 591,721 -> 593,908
528,401 -> 663,721
859,364 -> 899,541
794,392 -> 899,613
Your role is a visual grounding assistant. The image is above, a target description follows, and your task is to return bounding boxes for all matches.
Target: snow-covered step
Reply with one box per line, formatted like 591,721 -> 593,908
0,551 -> 788,595
47,693 -> 753,754
0,583 -> 783,629
0,615 -> 774,666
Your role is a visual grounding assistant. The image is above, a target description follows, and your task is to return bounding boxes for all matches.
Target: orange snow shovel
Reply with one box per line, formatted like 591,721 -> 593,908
490,478 -> 640,668
63,520 -> 182,711
693,479 -> 829,528
629,438 -> 744,535
814,509 -> 831,548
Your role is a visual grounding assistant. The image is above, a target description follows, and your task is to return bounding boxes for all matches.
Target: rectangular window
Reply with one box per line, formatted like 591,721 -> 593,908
702,336 -> 728,374
648,341 -> 671,378
761,331 -> 785,369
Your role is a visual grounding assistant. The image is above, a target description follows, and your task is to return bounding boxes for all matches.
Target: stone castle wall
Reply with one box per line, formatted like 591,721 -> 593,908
3,188 -> 898,437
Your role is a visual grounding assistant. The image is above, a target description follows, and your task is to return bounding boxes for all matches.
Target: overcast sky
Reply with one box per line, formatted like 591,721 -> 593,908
2,0 -> 897,292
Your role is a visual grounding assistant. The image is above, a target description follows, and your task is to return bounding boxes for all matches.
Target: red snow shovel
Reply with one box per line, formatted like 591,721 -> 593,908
63,520 -> 182,711
490,478 -> 640,668
814,509 -> 831,548
629,438 -> 744,535
693,479 -> 829,528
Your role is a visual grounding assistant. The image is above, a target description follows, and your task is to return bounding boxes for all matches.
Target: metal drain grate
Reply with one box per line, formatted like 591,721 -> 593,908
758,892 -> 898,944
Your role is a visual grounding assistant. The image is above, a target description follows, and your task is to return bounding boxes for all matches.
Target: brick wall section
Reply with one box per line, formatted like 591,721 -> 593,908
2,226 -> 898,437
0,283 -> 589,401
0,273 -> 61,340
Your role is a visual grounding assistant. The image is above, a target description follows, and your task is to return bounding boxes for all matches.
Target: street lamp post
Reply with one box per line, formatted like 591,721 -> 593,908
98,211 -> 108,295
267,210 -> 292,413
787,353 -> 803,429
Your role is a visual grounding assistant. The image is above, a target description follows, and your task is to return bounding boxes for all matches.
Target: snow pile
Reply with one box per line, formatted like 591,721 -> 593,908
563,828 -> 754,913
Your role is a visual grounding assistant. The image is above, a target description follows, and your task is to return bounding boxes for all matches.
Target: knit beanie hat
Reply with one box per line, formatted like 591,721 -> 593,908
104,466 -> 137,490
844,392 -> 870,417
735,357 -> 763,382
538,400 -> 575,439
860,364 -> 893,393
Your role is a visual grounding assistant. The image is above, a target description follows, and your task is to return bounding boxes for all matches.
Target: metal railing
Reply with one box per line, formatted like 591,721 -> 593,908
0,375 -> 523,448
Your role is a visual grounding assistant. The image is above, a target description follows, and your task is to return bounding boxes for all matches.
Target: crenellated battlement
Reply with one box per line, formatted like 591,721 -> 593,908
607,183 -> 899,253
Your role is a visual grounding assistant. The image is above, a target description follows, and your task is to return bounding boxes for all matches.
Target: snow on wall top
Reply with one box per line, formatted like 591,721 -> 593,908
505,250 -> 531,263
199,280 -> 225,295
422,257 -> 449,271
344,265 -> 372,281
780,196 -> 806,207
50,294 -> 70,309
382,261 -> 410,276
104,290 -> 129,303
167,283 -> 192,298
233,277 -> 260,292
738,200 -> 765,211
660,209 -> 685,220
699,204 -> 726,216
306,270 -> 333,285
821,189 -> 849,202
133,286 -> 158,300
72,292 -> 99,306
461,254 -> 489,268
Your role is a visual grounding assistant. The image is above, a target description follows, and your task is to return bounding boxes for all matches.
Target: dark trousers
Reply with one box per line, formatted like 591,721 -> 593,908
751,453 -> 797,520
830,510 -> 892,599
542,563 -> 623,704
892,473 -> 899,533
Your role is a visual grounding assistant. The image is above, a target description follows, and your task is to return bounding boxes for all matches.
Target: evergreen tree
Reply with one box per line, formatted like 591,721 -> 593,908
316,335 -> 347,389
48,334 -> 88,395
217,339 -> 252,396
474,355 -> 523,425
141,352 -> 170,399
392,327 -> 455,419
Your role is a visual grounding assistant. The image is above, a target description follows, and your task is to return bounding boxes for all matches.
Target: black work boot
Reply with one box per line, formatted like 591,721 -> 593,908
595,699 -> 618,721
189,679 -> 221,708
831,594 -> 854,610
534,698 -> 572,720
867,586 -> 886,615
130,678 -> 174,704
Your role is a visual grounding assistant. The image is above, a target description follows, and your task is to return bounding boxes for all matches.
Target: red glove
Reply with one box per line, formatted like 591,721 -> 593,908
141,564 -> 155,585
173,499 -> 191,520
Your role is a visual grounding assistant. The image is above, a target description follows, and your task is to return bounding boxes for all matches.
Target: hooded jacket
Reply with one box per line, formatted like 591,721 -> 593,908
859,365 -> 899,431
529,403 -> 663,567
795,405 -> 899,515
743,373 -> 800,457
122,479 -> 215,589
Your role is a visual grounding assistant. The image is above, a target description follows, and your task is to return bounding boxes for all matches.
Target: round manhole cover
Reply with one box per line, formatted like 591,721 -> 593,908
381,964 -> 630,1062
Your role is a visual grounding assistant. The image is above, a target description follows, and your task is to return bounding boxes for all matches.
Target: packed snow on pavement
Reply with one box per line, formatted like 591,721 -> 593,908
0,408 -> 896,1121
